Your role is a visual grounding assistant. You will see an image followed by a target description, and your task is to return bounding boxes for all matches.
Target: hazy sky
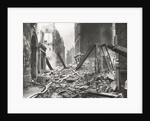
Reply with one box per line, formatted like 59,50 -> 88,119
37,23 -> 75,54
55,23 -> 75,51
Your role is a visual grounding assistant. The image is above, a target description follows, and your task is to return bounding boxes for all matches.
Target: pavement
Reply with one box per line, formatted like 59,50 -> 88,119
23,86 -> 45,98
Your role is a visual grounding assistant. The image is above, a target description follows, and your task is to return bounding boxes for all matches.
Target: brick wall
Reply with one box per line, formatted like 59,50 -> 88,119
74,23 -> 113,73
23,23 -> 32,88
75,23 -> 113,56
52,29 -> 65,67
116,23 -> 127,85
23,23 -> 38,88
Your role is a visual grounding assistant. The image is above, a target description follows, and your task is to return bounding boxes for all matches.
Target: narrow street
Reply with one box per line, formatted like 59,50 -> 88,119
25,66 -> 122,98
23,23 -> 127,98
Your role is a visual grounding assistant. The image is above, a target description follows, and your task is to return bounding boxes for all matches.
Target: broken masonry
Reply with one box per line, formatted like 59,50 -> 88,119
29,43 -> 126,98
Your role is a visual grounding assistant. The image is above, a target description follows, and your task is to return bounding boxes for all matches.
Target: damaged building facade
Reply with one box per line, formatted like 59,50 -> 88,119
52,29 -> 65,67
115,23 -> 127,89
38,25 -> 65,68
74,23 -> 113,56
23,23 -> 127,98
74,23 -> 115,74
74,23 -> 127,91
23,23 -> 47,88
23,23 -> 66,88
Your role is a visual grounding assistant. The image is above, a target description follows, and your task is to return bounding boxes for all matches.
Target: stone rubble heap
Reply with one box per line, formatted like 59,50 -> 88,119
34,66 -> 123,98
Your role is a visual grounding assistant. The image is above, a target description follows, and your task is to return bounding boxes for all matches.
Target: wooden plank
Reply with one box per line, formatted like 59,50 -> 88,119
101,45 -> 110,71
107,44 -> 127,57
46,57 -> 53,70
57,52 -> 67,68
75,43 -> 96,70
104,44 -> 114,71
87,91 -> 118,98
39,48 -> 46,55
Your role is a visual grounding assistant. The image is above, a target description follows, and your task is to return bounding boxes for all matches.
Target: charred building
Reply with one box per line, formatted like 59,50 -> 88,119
115,23 -> 127,88
74,23 -> 127,91
74,23 -> 113,55
74,23 -> 113,71
23,23 -> 47,88
52,29 -> 65,67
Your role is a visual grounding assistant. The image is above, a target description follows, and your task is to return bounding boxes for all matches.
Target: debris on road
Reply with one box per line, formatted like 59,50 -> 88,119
33,65 -> 121,98
28,43 -> 126,98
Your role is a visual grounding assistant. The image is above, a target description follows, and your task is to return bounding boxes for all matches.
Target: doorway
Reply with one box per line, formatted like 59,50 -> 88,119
31,35 -> 37,79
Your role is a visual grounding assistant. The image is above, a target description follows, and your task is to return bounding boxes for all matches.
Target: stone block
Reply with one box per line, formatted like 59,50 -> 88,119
36,75 -> 50,83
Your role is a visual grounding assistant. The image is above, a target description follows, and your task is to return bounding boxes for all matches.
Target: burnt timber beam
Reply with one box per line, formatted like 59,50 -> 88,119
75,43 -> 96,70
101,45 -> 111,72
103,44 -> 114,71
107,44 -> 127,57
57,52 -> 67,68
39,48 -> 46,55
46,57 -> 53,70
86,92 -> 118,98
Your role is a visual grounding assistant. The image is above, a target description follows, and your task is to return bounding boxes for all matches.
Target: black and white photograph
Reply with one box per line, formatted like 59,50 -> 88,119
23,23 -> 127,98
8,8 -> 142,113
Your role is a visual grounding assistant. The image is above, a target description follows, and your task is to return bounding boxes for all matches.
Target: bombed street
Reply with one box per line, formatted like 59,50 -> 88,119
23,23 -> 127,98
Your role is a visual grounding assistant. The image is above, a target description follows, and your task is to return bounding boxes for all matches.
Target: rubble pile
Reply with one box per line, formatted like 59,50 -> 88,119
35,66 -> 122,98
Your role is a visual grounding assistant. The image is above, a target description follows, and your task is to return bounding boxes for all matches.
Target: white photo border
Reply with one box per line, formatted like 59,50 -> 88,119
8,8 -> 142,113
